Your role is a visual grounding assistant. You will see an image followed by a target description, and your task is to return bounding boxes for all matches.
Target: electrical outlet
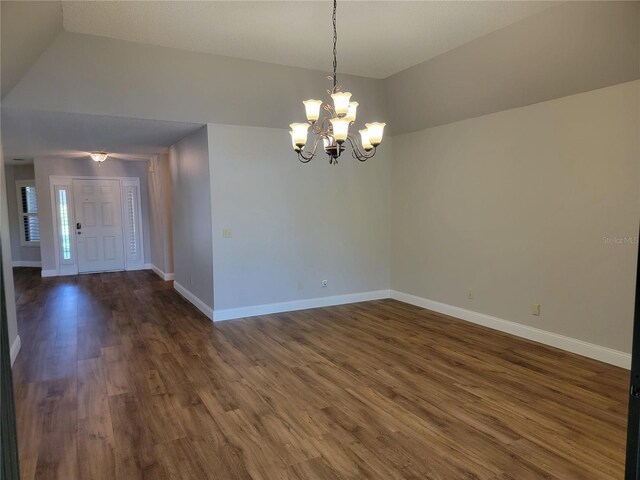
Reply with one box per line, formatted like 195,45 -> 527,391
297,280 -> 303,290
467,289 -> 474,299
532,304 -> 541,316
223,228 -> 233,238
321,280 -> 328,287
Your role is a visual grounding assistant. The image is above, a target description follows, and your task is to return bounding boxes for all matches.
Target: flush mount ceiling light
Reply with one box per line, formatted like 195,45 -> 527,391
90,151 -> 108,163
289,0 -> 386,165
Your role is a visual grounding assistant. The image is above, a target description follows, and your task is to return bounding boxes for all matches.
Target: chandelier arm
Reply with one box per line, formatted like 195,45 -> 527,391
311,122 -> 323,136
345,134 -> 376,162
318,116 -> 332,136
297,135 -> 322,163
297,151 -> 313,163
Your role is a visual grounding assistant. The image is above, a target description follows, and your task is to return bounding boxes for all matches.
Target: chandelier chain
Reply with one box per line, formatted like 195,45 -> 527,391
332,0 -> 337,89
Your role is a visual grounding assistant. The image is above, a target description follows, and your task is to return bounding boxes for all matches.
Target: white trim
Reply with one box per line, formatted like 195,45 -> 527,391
213,290 -> 391,322
390,290 -> 631,369
42,264 -> 151,277
10,335 -> 21,366
12,261 -> 41,267
174,282 -> 213,320
41,268 -> 73,277
151,264 -> 174,281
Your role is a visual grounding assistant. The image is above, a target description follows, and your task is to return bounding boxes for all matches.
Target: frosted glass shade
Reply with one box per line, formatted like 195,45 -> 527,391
344,102 -> 359,123
90,151 -> 108,163
303,99 -> 323,122
289,131 -> 300,151
330,118 -> 350,142
331,92 -> 352,116
359,129 -> 373,151
365,122 -> 385,146
289,123 -> 309,147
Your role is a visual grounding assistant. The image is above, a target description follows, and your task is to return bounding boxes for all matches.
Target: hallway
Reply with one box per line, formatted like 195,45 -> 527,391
11,268 -> 629,479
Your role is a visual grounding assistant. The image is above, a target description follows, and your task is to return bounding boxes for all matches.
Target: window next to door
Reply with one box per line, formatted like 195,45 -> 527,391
15,180 -> 40,246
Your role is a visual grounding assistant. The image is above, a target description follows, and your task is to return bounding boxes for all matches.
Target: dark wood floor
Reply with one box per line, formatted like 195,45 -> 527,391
11,267 -> 628,479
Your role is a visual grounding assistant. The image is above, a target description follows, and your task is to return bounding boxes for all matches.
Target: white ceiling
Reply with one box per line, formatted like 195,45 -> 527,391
61,1 -> 555,79
1,109 -> 203,164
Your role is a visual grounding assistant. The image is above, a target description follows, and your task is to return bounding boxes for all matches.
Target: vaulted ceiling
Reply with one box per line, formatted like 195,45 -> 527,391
3,1 -> 637,162
60,1 -> 553,79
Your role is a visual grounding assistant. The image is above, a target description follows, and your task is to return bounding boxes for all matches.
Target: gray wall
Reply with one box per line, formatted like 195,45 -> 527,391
391,81 -> 640,353
385,1 -> 640,134
3,31 -> 387,130
169,126 -> 213,309
148,154 -> 173,275
4,164 -> 42,264
34,157 -> 152,271
209,123 -> 391,311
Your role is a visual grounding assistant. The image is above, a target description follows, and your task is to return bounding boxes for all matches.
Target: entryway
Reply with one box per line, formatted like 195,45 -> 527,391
50,176 -> 145,276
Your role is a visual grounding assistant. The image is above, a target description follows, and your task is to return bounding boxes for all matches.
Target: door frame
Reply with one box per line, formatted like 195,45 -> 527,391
48,176 -> 145,276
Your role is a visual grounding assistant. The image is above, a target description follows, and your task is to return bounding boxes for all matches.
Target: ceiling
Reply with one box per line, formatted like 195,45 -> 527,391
1,109 -> 203,164
61,1 -> 555,79
1,1 -> 63,99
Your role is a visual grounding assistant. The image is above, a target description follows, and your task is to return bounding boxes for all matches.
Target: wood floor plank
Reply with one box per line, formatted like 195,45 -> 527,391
11,267 -> 629,479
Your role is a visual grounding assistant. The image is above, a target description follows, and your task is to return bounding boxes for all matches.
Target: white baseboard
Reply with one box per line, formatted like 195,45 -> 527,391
213,289 -> 391,322
42,264 -> 153,277
151,264 -> 175,281
390,290 -> 631,369
174,282 -> 213,320
10,335 -> 21,366
12,261 -> 41,268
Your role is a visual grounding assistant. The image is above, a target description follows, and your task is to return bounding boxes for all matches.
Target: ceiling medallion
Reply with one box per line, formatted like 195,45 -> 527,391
289,0 -> 386,164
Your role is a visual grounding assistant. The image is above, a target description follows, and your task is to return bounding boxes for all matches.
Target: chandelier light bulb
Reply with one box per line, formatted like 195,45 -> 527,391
90,151 -> 108,163
345,102 -> 359,123
365,122 -> 386,146
359,129 -> 373,151
330,118 -> 350,143
303,99 -> 323,122
331,92 -> 352,116
290,123 -> 309,147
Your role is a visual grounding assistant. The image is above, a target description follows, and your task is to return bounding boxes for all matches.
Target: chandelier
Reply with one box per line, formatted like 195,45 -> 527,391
289,0 -> 386,164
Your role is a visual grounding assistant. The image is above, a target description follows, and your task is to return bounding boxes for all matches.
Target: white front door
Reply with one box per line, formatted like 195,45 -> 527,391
73,179 -> 125,273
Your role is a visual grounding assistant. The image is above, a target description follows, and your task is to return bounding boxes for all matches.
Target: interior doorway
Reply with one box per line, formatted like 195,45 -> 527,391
50,176 -> 145,276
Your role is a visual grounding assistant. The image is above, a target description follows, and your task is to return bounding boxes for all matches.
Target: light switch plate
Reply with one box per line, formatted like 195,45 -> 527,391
223,228 -> 232,238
